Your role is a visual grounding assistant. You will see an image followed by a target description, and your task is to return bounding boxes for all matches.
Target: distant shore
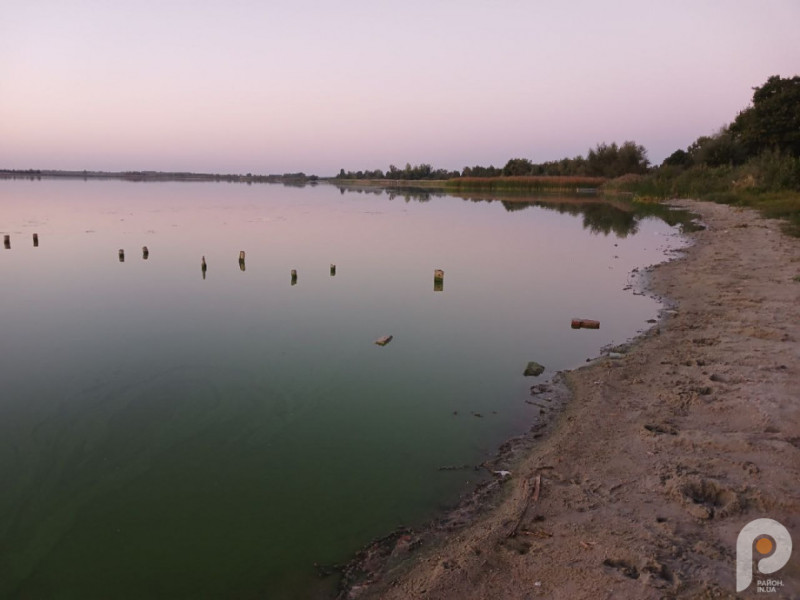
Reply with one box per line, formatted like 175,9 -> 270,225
0,168 -> 320,185
341,199 -> 800,599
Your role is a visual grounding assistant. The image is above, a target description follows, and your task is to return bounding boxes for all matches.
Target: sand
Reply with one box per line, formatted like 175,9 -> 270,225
342,199 -> 800,599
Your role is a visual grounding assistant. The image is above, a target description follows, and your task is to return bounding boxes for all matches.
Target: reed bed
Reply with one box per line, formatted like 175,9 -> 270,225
606,162 -> 800,237
445,176 -> 607,192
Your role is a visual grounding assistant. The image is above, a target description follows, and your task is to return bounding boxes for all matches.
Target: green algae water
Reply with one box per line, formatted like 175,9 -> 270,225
0,179 -> 688,598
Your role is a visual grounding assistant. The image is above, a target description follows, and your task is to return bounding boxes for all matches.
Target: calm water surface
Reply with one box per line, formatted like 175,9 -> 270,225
0,179 -> 687,598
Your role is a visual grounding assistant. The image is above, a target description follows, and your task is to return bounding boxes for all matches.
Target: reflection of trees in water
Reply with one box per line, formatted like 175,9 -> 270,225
387,191 -> 435,203
580,203 -> 639,237
336,185 -> 384,196
334,184 -> 440,203
499,199 -> 639,237
499,201 -> 531,213
333,185 -> 697,237
495,197 -> 695,237
280,180 -> 315,188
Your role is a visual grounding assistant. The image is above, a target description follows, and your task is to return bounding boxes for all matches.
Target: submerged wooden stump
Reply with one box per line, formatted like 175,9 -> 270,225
118,249 -> 125,262
33,233 -> 39,247
434,269 -> 444,291
375,335 -> 393,346
142,246 -> 149,259
571,318 -> 600,329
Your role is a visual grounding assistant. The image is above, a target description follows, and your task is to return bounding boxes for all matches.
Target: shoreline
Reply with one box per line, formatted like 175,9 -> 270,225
338,199 -> 800,599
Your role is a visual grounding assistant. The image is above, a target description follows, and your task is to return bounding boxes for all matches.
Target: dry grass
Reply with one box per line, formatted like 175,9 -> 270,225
446,176 -> 606,192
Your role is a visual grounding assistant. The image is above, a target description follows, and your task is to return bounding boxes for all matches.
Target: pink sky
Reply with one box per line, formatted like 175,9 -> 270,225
1,0 -> 798,176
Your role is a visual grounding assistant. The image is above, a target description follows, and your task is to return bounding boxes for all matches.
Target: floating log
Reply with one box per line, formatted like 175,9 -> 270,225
118,249 -> 125,262
571,318 -> 600,329
330,264 -> 336,276
291,269 -> 297,285
3,235 -> 9,249
142,246 -> 149,259
33,233 -> 39,247
375,335 -> 393,346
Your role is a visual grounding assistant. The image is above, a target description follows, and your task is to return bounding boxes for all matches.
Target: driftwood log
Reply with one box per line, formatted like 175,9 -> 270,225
571,318 -> 600,329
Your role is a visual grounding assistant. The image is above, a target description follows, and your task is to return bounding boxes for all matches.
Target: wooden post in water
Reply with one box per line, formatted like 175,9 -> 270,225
239,250 -> 246,271
434,269 -> 444,292
33,233 -> 39,247
142,246 -> 149,259
118,249 -> 125,262
330,263 -> 336,276
3,235 -> 10,249
201,256 -> 207,279
291,269 -> 297,285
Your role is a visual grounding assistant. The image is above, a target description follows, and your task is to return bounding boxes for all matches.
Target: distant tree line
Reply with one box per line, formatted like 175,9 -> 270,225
468,141 -> 650,178
0,169 -> 320,185
335,141 -> 650,181
336,163 -> 460,181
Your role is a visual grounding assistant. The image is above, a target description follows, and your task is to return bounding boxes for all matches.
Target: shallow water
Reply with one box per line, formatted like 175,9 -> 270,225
0,179 -> 686,598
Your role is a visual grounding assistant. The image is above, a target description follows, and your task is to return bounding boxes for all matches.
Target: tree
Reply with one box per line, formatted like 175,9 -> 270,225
616,141 -> 650,175
662,149 -> 691,168
586,141 -> 649,177
730,75 -> 800,157
687,127 -> 746,167
462,165 -> 501,177
502,158 -> 533,176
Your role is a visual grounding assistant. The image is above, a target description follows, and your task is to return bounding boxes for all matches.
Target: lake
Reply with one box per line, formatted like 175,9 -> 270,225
0,178 -> 688,599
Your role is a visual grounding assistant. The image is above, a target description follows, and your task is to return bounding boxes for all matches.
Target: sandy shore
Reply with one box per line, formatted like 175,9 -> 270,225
343,199 -> 800,599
